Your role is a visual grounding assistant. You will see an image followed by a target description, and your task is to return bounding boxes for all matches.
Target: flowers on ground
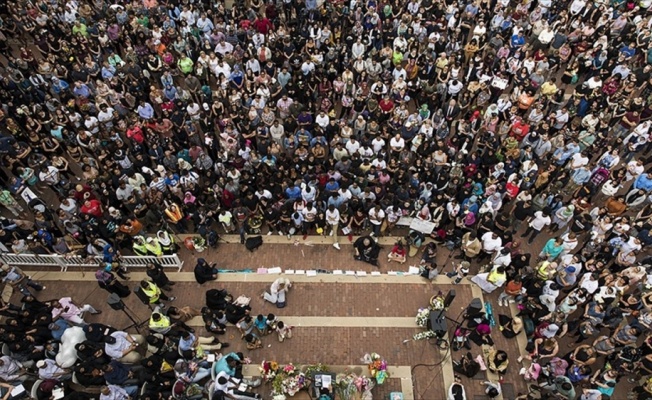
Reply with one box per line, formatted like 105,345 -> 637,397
260,360 -> 280,382
415,308 -> 430,327
362,353 -> 389,385
262,362 -> 305,397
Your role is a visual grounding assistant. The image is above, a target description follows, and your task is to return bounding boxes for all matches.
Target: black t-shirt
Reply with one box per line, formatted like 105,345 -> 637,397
513,201 -> 534,221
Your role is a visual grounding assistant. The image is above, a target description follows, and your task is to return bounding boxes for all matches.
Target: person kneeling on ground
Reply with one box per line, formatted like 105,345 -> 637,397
353,235 -> 381,266
261,278 -> 292,308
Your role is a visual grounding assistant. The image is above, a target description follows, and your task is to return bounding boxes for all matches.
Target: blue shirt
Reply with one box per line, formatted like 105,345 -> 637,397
214,352 -> 240,376
635,174 -> 652,192
286,186 -> 301,199
137,103 -> 155,119
179,333 -> 197,352
510,34 -> 525,48
51,318 -> 70,341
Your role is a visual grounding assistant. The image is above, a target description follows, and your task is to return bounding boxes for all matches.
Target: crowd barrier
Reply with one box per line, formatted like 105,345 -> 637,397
0,253 -> 184,272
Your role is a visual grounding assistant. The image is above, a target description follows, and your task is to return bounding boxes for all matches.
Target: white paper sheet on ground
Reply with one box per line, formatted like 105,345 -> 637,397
388,271 -> 398,275
11,385 -> 25,397
268,267 -> 282,274
333,270 -> 343,275
306,270 -> 317,277
257,268 -> 268,274
295,270 -> 305,275
52,388 -> 65,400
206,353 -> 216,362
285,270 -> 295,274
356,271 -> 367,276
371,271 -> 381,276
345,271 -> 355,275
407,266 -> 420,275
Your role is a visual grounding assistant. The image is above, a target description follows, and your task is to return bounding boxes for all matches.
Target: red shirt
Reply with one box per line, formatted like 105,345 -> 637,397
81,199 -> 103,218
126,126 -> 145,144
253,18 -> 274,34
510,121 -> 530,141
379,99 -> 394,113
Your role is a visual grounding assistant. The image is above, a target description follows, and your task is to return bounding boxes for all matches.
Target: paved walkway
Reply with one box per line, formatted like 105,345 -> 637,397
18,238 -> 533,399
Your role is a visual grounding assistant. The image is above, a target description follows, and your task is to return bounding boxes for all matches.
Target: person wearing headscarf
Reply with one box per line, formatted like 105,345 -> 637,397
193,258 -> 218,284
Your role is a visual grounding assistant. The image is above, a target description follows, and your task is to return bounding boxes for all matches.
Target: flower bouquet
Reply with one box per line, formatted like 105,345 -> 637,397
271,363 -> 306,397
415,308 -> 430,328
429,292 -> 445,310
303,363 -> 329,377
413,330 -> 437,341
334,373 -> 359,400
260,360 -> 280,382
363,353 -> 389,385
192,236 -> 206,252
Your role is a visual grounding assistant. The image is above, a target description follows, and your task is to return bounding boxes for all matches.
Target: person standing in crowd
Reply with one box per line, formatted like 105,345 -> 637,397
4,0 -> 652,398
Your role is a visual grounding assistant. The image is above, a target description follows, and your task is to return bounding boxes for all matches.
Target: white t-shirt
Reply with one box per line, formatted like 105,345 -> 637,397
325,209 -> 340,226
368,208 -> 385,225
372,138 -> 386,153
529,211 -> 551,231
389,137 -> 405,150
481,232 -> 502,253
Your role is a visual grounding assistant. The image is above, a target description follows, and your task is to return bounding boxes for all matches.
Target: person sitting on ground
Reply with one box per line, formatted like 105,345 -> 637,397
213,353 -> 244,379
104,330 -> 147,364
447,376 -> 467,400
243,333 -> 263,350
420,243 -> 438,280
178,330 -> 228,359
202,307 -> 226,335
276,321 -> 293,342
51,297 -> 101,326
387,240 -> 407,263
487,349 -> 509,375
353,235 -> 381,266
193,258 -> 218,284
452,352 -> 480,378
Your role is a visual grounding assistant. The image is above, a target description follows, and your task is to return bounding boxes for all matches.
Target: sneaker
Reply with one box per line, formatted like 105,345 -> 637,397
287,234 -> 291,239
267,231 -> 273,236
41,286 -> 47,291
329,231 -> 334,236
303,234 -> 308,240
278,231 -> 283,236
220,342 -> 230,349
169,297 -> 177,301
333,243 -> 340,250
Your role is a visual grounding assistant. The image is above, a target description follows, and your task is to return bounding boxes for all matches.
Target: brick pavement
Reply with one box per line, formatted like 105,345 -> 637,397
15,229 -> 625,400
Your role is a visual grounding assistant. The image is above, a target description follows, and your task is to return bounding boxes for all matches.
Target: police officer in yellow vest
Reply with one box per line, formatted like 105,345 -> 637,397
157,230 -> 178,254
133,236 -> 148,256
149,307 -> 172,334
145,237 -> 163,257
139,280 -> 176,305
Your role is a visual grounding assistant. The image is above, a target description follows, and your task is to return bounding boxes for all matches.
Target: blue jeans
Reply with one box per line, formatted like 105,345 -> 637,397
124,386 -> 139,397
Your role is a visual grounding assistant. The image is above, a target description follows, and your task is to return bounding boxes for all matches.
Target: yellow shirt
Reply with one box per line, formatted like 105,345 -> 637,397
540,82 -> 557,96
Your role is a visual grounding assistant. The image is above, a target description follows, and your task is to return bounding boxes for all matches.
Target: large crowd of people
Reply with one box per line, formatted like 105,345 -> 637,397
1,0 -> 652,398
